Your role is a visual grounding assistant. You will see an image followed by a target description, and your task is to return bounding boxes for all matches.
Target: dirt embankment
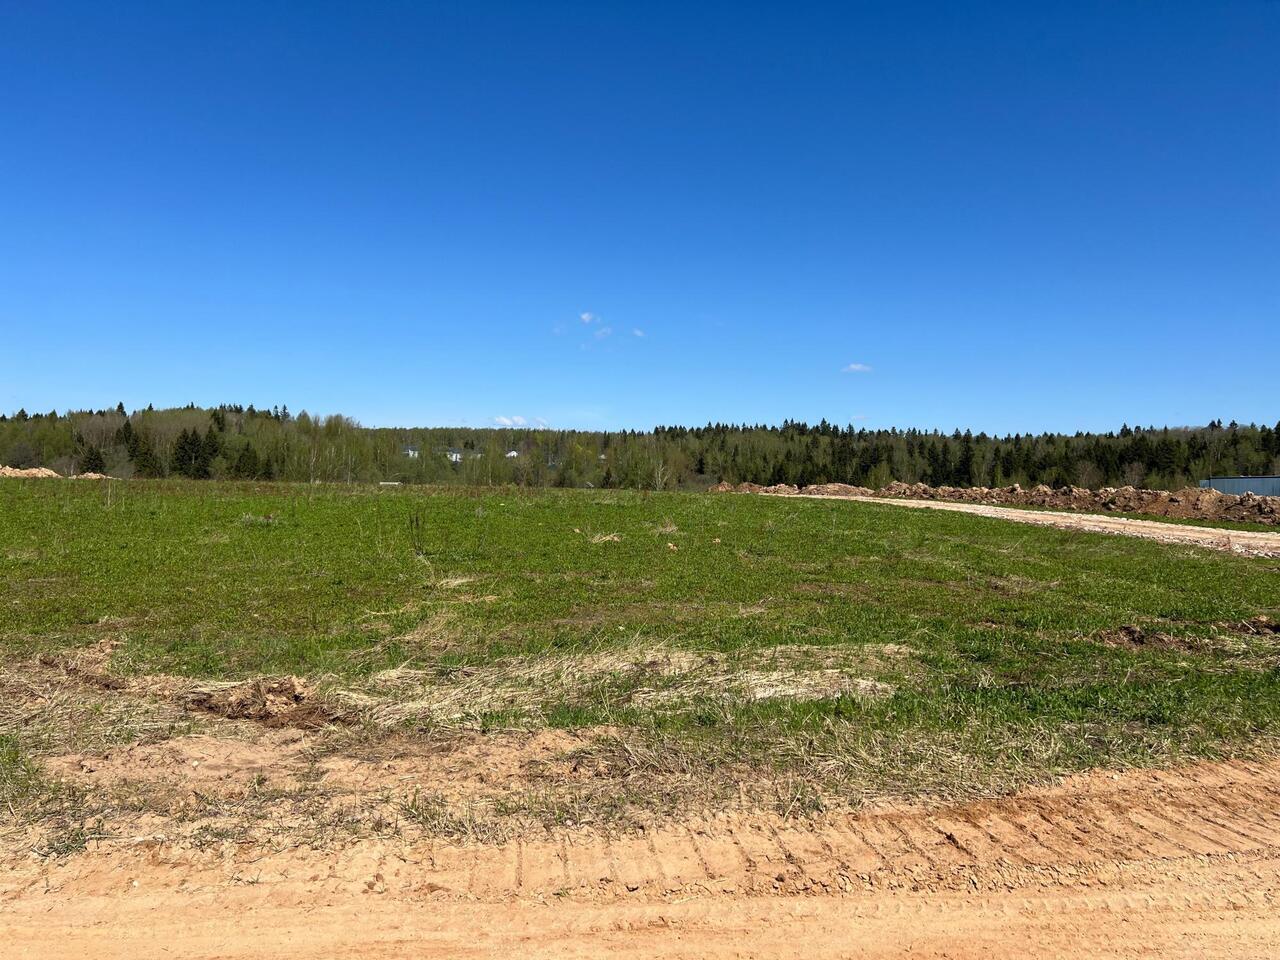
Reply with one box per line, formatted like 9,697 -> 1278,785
712,480 -> 1280,526
5,754 -> 1280,959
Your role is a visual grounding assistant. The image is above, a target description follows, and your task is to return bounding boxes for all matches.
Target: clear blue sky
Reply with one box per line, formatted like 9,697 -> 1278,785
2,2 -> 1276,433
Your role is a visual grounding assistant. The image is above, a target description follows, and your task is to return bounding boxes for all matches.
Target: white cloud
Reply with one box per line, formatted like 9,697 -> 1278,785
493,415 -> 529,427
580,311 -> 599,324
632,328 -> 645,337
594,325 -> 613,339
842,362 -> 873,373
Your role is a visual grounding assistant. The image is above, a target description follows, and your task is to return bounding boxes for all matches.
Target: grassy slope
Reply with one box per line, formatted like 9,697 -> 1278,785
4,478 -> 1280,802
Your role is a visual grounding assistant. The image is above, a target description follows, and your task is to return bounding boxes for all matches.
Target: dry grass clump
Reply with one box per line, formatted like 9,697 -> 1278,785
340,642 -> 901,725
630,670 -> 893,708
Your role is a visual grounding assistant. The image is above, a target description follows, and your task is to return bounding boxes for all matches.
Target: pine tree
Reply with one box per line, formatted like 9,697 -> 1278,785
195,427 -> 221,478
78,446 -> 106,475
132,434 -> 163,477
230,444 -> 260,479
169,429 -> 203,477
116,419 -> 135,451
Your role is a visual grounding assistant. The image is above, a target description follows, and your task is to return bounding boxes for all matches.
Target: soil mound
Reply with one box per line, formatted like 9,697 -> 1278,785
184,676 -> 347,729
714,478 -> 1280,526
803,483 -> 874,497
0,465 -> 61,478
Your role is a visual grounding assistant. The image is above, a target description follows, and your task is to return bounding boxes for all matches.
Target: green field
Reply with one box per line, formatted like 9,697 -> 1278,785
4,478 -> 1280,834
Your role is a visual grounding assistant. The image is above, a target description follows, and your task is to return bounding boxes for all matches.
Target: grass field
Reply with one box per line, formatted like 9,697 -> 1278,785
4,478 -> 1280,838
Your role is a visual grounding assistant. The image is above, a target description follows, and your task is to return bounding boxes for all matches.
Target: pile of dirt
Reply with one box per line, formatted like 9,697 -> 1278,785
0,465 -> 61,478
762,483 -> 800,495
184,676 -> 347,729
803,483 -> 874,497
715,478 -> 1280,526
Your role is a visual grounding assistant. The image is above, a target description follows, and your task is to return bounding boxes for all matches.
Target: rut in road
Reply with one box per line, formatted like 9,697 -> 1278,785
409,756 -> 1280,900
10,754 -> 1277,906
6,756 -> 1280,960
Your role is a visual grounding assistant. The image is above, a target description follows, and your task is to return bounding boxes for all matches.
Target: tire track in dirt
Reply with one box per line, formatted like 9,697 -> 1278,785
472,757 -> 1280,900
7,756 -> 1278,906
5,757 -> 1280,958
9,858 -> 1279,959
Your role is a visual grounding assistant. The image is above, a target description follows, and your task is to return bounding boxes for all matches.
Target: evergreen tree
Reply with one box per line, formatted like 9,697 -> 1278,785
78,446 -> 106,475
169,429 -> 204,477
230,444 -> 261,479
132,434 -> 164,477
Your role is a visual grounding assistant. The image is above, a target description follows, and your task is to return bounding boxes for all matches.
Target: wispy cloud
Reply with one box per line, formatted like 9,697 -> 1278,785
563,310 -> 646,350
842,362 -> 873,373
493,415 -> 528,427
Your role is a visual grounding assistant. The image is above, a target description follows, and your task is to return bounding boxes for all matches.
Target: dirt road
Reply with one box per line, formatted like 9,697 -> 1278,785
799,493 -> 1280,558
5,756 -> 1279,958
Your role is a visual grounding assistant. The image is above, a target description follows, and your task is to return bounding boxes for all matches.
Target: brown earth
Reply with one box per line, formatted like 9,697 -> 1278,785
712,479 -> 1280,526
3,754 -> 1280,958
0,465 -> 63,478
0,465 -> 117,478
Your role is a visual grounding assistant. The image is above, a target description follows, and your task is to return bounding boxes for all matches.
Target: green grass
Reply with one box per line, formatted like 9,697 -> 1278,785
3,477 -> 1279,809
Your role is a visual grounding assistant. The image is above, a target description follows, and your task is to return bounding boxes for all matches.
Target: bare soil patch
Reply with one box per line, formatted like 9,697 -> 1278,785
45,730 -> 312,793
4,755 -> 1280,958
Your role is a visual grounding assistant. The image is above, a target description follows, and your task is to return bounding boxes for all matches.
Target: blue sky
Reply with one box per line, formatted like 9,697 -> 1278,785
2,1 -> 1276,433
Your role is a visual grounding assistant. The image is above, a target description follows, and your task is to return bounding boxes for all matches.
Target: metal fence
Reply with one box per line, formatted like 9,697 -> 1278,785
1200,476 -> 1280,497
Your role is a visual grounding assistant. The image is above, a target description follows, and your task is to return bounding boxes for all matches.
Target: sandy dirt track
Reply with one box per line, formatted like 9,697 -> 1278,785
5,757 -> 1280,959
797,494 -> 1280,558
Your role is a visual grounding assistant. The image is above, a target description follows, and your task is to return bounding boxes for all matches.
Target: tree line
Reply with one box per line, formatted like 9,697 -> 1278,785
2,403 -> 1278,492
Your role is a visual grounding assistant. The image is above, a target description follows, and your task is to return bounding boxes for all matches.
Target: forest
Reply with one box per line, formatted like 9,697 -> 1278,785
2,403 -> 1278,492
